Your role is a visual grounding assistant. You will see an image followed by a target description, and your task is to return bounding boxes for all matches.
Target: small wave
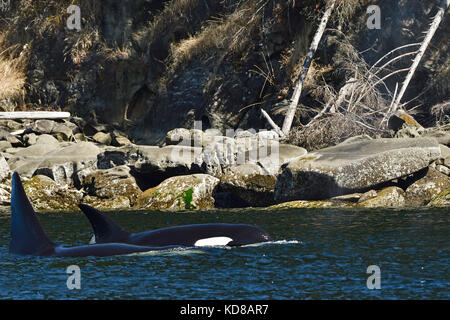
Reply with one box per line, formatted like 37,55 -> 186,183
126,247 -> 206,257
242,240 -> 302,247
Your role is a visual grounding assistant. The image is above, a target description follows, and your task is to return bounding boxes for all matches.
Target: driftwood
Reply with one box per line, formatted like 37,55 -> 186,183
261,109 -> 285,138
281,0 -> 336,136
0,111 -> 71,120
392,0 -> 450,111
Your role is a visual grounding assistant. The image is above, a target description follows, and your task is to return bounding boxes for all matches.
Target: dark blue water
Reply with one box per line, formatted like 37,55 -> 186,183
0,207 -> 448,299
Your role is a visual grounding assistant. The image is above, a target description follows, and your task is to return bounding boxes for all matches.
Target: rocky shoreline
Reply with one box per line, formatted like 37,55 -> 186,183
0,117 -> 449,211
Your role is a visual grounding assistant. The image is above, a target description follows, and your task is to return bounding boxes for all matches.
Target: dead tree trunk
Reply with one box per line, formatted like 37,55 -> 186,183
392,0 -> 450,111
281,0 -> 336,136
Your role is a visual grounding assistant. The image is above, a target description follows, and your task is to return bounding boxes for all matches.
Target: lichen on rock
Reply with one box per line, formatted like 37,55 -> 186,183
135,174 -> 219,210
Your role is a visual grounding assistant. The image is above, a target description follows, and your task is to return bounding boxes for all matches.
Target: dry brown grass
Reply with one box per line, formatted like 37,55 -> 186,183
431,100 -> 450,126
0,32 -> 28,110
170,0 -> 267,70
64,26 -> 100,64
287,113 -> 378,151
132,0 -> 201,51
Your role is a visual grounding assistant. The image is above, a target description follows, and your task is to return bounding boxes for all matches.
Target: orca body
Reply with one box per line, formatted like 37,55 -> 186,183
9,172 -> 182,257
78,204 -> 272,247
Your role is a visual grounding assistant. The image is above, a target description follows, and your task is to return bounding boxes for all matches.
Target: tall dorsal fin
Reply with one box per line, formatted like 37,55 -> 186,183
78,204 -> 130,243
9,172 -> 56,255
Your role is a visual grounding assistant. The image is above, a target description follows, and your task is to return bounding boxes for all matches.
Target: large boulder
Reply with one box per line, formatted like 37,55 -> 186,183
133,145 -> 204,188
81,165 -> 142,207
33,142 -> 102,186
22,175 -> 83,211
218,164 -> 277,207
275,138 -> 441,201
93,132 -> 112,145
8,141 -> 101,186
81,195 -> 133,210
7,136 -> 61,177
405,168 -> 450,206
258,144 -> 307,175
0,141 -> 12,152
135,174 -> 219,210
97,144 -> 141,168
166,128 -> 204,147
31,120 -> 74,141
428,188 -> 450,207
357,187 -> 406,208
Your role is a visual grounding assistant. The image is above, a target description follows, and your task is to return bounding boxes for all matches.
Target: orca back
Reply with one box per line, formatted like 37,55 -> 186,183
9,172 -> 55,255
78,204 -> 130,243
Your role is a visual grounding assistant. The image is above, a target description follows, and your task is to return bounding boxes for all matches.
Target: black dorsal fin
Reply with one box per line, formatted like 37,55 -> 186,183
78,204 -> 130,243
10,172 -> 56,255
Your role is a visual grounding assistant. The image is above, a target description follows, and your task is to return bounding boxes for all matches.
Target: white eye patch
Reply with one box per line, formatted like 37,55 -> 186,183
194,237 -> 233,247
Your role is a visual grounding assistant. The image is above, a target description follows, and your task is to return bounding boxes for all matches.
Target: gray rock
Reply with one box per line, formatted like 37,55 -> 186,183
135,145 -> 203,175
34,142 -> 102,185
7,158 -> 42,178
22,175 -> 83,211
166,128 -> 191,146
0,141 -> 12,152
427,188 -> 450,207
358,190 -> 378,203
0,120 -> 23,131
0,128 -> 22,147
358,186 -> 406,208
33,120 -> 55,134
166,128 -> 204,147
423,130 -> 450,146
218,164 -> 277,207
23,133 -> 38,146
74,133 -> 88,142
93,132 -> 112,145
275,138 -> 441,201
258,144 -> 307,175
202,136 -> 236,175
12,139 -> 60,158
97,144 -> 140,169
35,134 -> 59,145
405,168 -> 450,206
340,135 -> 373,145
234,130 -> 256,139
135,174 -> 219,210
0,154 -> 10,180
436,165 -> 450,176
255,130 -> 279,142
113,135 -> 131,147
439,144 -> 450,167
81,165 -> 142,207
52,122 -> 74,141
331,193 -> 363,203
8,141 -> 101,183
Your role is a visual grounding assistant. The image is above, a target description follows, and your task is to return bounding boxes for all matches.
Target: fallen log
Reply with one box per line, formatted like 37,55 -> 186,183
0,111 -> 71,120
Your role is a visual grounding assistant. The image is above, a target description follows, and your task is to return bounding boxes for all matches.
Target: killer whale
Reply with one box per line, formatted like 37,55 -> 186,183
9,172 -> 182,257
78,204 -> 272,247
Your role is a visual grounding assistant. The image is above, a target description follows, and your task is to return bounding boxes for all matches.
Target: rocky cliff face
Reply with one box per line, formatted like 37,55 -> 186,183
0,0 -> 448,146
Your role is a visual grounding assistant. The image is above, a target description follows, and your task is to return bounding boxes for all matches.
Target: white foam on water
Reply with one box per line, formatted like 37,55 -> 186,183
242,240 -> 302,247
126,247 -> 205,257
